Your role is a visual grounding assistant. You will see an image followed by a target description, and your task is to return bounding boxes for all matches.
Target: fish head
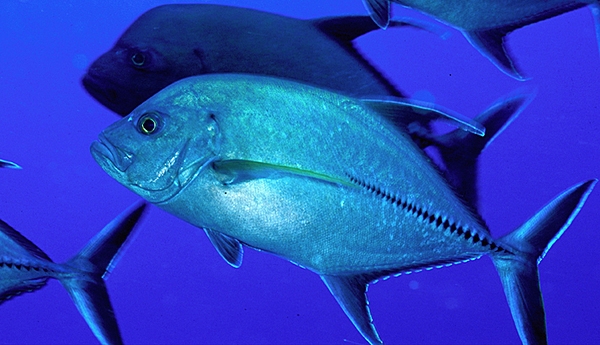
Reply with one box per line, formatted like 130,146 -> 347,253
82,5 -> 208,116
82,43 -> 170,116
90,84 -> 221,203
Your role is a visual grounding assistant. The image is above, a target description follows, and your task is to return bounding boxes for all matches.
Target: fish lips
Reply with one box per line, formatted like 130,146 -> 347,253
90,134 -> 133,177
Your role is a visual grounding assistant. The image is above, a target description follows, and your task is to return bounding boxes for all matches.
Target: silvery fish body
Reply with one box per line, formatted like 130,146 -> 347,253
91,74 -> 595,344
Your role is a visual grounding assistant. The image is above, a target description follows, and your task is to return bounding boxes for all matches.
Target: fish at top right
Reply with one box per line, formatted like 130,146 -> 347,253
363,0 -> 600,79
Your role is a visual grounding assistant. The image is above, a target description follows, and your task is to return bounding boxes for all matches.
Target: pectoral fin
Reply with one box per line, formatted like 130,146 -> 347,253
204,229 -> 243,268
213,159 -> 355,187
321,274 -> 382,345
362,98 -> 485,137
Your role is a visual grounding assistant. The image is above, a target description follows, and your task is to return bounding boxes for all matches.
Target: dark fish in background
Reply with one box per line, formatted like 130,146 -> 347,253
0,159 -> 21,169
0,201 -> 147,345
82,4 -> 432,116
363,0 -> 600,79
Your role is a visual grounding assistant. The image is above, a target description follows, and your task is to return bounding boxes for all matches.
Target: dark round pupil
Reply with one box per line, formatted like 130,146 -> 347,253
141,118 -> 156,133
131,52 -> 145,66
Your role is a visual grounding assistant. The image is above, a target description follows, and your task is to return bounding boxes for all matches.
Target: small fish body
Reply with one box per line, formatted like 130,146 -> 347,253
82,4 -> 431,116
0,201 -> 147,345
91,74 -> 595,344
363,0 -> 600,79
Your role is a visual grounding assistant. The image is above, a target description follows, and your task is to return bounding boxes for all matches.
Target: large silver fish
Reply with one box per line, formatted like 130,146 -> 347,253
91,74 -> 595,344
0,201 -> 147,345
363,0 -> 600,79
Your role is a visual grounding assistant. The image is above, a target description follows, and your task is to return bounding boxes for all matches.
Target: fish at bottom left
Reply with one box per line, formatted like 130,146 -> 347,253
0,200 -> 147,345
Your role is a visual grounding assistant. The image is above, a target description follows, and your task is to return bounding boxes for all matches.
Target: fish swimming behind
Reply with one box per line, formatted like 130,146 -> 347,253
362,0 -> 600,79
91,74 -> 595,344
0,201 -> 147,345
82,3 -> 436,116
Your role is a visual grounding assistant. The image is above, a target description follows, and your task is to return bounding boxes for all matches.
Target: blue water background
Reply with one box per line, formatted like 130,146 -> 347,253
0,1 -> 598,344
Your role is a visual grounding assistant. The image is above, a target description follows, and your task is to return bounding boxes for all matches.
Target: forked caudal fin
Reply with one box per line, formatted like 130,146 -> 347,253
493,180 -> 596,344
63,201 -> 147,345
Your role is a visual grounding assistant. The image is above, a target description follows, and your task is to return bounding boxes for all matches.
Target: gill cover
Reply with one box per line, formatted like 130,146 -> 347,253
107,110 -> 220,203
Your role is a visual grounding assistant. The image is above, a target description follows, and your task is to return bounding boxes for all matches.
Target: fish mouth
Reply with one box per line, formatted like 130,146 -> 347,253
82,74 -> 131,116
91,136 -> 213,204
90,134 -> 133,174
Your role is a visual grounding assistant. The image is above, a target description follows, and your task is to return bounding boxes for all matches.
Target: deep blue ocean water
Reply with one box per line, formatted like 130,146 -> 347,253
0,1 -> 599,344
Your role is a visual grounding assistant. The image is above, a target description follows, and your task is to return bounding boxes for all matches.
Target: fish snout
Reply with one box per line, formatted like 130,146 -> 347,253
90,134 -> 133,173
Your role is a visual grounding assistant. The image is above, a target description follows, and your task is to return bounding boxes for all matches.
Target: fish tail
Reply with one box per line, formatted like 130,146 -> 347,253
591,1 -> 600,58
60,201 -> 147,345
492,180 -> 596,344
435,88 -> 535,209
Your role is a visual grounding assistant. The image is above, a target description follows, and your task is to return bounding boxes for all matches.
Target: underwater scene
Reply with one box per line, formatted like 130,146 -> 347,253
1,0 -> 599,344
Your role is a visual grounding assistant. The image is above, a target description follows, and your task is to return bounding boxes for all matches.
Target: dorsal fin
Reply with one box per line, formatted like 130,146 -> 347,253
311,16 -> 385,43
311,15 -> 444,43
362,97 -> 485,137
464,28 -> 526,80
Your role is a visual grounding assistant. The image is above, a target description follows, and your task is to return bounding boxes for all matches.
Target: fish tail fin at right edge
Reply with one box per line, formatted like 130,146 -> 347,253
492,180 -> 596,344
61,201 -> 148,345
591,1 -> 600,58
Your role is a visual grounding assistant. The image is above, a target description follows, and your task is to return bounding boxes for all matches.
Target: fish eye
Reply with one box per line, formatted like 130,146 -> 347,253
137,113 -> 162,135
131,52 -> 146,67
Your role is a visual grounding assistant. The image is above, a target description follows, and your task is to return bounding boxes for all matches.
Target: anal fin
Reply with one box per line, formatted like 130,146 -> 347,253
321,274 -> 382,345
204,229 -> 243,268
362,0 -> 390,29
